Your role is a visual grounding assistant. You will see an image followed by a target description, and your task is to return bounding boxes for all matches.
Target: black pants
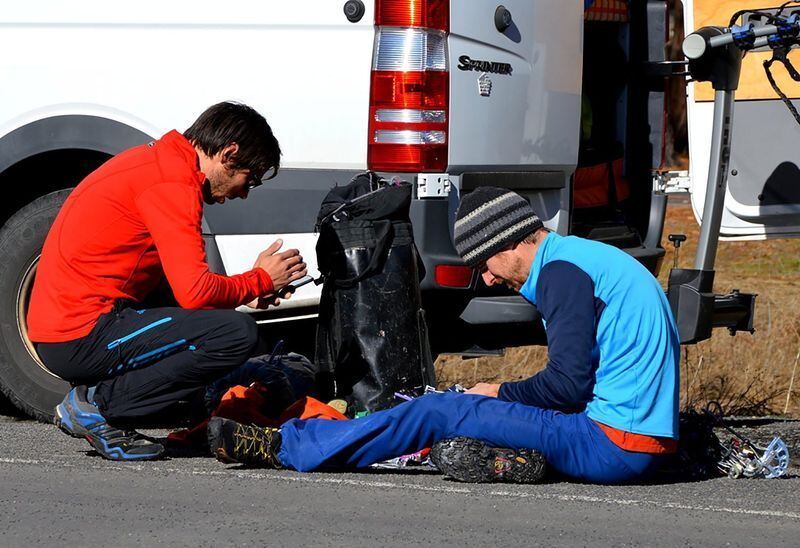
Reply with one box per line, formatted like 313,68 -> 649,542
37,303 -> 258,422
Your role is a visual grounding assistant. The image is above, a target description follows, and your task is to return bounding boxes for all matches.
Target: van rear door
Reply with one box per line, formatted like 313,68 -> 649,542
448,1 -> 584,176
685,1 -> 800,239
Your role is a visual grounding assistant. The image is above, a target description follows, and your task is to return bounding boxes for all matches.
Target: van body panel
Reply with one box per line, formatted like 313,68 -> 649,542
0,1 -> 373,314
0,1 -> 375,170
447,0 -> 584,172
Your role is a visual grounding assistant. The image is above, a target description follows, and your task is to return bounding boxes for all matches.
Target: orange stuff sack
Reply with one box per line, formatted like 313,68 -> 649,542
573,157 -> 630,209
585,0 -> 629,23
279,396 -> 348,423
167,384 -> 348,448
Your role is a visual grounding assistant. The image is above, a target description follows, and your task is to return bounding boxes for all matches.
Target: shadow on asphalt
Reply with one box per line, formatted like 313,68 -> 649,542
0,395 -> 27,420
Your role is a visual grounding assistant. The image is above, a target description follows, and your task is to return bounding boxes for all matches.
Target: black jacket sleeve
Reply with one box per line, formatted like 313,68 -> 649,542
497,260 -> 599,411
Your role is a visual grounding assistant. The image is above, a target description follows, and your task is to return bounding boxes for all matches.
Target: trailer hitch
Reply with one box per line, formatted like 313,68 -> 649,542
667,268 -> 756,344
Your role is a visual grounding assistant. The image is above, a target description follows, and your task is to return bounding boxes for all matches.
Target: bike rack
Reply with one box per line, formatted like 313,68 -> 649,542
663,13 -> 799,344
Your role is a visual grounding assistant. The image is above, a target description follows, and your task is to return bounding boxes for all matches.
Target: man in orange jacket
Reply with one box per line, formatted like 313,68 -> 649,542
28,102 -> 307,461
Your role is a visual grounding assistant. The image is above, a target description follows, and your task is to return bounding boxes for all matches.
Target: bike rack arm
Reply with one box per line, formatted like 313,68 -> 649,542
669,26 -> 753,344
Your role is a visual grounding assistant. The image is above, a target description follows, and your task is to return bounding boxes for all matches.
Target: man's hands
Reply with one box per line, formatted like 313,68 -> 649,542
245,292 -> 292,310
465,382 -> 501,398
246,239 -> 306,309
254,239 -> 307,291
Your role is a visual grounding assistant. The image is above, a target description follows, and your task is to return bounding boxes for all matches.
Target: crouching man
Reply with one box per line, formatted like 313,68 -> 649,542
29,102 -> 307,461
208,187 -> 679,484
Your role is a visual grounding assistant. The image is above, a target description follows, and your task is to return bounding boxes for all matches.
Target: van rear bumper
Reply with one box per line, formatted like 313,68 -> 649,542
422,292 -> 547,354
459,296 -> 540,325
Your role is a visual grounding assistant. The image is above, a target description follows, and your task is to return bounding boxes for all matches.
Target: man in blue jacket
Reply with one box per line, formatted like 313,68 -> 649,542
208,187 -> 680,484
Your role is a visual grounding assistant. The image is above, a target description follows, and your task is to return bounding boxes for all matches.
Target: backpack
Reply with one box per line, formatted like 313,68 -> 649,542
314,172 -> 435,413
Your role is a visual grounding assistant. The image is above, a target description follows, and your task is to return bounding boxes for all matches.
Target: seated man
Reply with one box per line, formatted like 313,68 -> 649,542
30,102 -> 307,461
208,187 -> 679,484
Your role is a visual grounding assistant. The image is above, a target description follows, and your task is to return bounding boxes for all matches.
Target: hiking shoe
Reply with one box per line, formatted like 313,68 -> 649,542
54,386 -> 164,461
207,417 -> 283,468
84,426 -> 165,461
54,385 -> 104,438
430,437 -> 546,483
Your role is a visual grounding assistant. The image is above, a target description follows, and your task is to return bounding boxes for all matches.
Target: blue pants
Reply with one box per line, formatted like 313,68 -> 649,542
279,393 -> 661,484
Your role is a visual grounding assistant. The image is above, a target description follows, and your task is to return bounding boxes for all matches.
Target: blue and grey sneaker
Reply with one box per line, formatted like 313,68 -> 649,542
54,386 -> 164,461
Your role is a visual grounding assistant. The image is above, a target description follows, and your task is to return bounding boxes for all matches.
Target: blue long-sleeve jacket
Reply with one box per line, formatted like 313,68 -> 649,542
497,233 -> 680,439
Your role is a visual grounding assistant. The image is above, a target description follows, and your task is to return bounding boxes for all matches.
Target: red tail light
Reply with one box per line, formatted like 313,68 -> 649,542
370,71 -> 448,110
375,0 -> 450,32
435,265 -> 473,288
368,1 -> 449,173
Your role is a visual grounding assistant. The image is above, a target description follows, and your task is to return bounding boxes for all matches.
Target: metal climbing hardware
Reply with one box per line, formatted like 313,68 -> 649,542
703,402 -> 791,479
718,436 -> 791,479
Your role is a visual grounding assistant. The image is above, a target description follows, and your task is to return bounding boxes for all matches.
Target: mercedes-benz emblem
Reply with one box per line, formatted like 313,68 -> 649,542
478,73 -> 492,97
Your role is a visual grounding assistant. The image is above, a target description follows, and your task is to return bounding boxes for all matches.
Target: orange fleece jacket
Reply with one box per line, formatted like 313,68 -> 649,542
27,130 -> 272,343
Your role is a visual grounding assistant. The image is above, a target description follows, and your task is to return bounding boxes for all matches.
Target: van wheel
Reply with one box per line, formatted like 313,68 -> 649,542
0,190 -> 72,422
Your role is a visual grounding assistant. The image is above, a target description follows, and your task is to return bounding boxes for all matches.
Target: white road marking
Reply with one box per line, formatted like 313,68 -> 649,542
214,469 -> 474,495
0,457 -> 42,465
487,490 -> 800,520
2,455 -> 798,520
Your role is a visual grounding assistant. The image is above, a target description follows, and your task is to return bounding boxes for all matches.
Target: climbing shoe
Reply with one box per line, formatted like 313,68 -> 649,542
430,437 -> 546,483
54,386 -> 164,461
207,417 -> 283,468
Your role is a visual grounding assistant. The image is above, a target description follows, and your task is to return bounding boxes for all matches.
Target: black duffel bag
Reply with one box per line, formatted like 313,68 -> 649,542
314,172 -> 435,413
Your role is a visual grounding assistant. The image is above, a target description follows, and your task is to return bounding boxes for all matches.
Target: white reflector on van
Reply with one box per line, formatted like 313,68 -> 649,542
373,28 -> 447,71
374,130 -> 447,145
374,109 -> 446,123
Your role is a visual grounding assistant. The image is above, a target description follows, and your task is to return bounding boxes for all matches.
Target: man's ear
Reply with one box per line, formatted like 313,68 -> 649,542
219,142 -> 240,167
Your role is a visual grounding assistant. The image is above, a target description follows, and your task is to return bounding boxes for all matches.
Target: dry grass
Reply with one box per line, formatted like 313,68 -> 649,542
436,201 -> 800,417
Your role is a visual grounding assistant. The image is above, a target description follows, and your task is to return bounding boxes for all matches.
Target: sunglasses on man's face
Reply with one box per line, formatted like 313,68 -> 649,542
246,172 -> 264,190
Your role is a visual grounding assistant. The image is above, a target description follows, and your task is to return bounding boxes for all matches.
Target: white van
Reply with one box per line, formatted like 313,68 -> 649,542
0,0 -> 796,420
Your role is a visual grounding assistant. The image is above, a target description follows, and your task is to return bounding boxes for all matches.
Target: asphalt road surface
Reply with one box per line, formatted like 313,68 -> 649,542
1,415 -> 798,547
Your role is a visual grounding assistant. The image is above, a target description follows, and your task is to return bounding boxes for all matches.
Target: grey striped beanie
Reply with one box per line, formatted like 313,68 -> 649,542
454,187 -> 543,267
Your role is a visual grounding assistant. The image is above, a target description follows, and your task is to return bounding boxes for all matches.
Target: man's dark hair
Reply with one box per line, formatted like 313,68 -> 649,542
184,102 -> 281,179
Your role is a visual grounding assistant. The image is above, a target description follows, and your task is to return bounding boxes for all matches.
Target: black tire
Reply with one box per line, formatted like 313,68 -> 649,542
0,189 -> 72,422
